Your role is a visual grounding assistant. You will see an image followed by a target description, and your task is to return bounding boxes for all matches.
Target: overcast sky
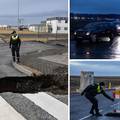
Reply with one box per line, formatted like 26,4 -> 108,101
71,0 -> 120,14
70,61 -> 120,76
0,0 -> 67,25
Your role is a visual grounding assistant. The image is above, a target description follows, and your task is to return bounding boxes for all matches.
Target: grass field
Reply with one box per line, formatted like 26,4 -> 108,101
0,29 -> 68,43
0,29 -> 37,34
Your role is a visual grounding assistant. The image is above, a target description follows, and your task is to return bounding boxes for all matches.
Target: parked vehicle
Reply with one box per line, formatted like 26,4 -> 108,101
111,21 -> 120,35
74,21 -> 120,43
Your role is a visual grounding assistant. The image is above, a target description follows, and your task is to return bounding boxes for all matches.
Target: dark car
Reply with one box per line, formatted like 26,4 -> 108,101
111,21 -> 120,35
74,21 -> 120,43
18,25 -> 28,31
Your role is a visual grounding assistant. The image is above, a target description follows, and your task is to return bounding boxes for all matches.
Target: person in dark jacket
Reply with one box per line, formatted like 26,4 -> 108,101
9,31 -> 21,63
81,82 -> 114,116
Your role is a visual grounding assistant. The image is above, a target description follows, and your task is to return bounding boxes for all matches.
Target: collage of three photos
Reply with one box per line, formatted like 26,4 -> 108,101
0,0 -> 119,120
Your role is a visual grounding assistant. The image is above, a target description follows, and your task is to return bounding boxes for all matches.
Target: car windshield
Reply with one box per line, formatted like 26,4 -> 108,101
84,23 -> 100,30
84,22 -> 112,30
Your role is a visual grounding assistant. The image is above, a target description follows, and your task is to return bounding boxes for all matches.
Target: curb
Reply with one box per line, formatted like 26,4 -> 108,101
12,62 -> 42,76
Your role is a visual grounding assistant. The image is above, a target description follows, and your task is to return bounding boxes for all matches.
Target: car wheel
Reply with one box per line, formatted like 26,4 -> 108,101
91,34 -> 97,42
109,33 -> 114,41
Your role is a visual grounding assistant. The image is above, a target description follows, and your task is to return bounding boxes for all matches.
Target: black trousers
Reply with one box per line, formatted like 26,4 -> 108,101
11,46 -> 20,62
85,95 -> 99,114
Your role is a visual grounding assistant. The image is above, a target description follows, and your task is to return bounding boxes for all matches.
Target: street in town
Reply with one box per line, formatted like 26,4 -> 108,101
0,38 -> 68,120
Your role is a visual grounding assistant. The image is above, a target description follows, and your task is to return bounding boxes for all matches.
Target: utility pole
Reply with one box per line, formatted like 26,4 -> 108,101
38,25 -> 40,41
18,0 -> 20,30
56,26 -> 57,41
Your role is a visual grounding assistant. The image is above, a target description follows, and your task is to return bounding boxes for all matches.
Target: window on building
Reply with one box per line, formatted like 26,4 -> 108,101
65,20 -> 68,23
57,27 -> 61,30
64,27 -> 68,30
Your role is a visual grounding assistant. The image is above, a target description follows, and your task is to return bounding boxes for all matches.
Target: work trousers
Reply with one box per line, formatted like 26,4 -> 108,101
85,95 -> 99,114
11,46 -> 20,62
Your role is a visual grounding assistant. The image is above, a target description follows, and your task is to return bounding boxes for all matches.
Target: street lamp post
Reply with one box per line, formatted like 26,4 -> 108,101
38,25 -> 40,41
18,0 -> 20,30
56,26 -> 57,41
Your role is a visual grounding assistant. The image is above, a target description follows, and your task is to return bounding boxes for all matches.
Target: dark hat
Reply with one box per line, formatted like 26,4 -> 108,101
11,30 -> 16,34
99,82 -> 105,86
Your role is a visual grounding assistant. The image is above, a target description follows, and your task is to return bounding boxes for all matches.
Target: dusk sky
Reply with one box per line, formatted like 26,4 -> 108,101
70,61 -> 120,76
71,0 -> 120,14
0,0 -> 67,25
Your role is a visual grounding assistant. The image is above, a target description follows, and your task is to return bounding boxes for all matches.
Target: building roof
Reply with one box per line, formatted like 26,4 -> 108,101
47,17 -> 68,21
29,24 -> 40,26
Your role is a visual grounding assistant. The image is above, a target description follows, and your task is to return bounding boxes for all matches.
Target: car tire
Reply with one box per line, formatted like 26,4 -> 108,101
91,34 -> 97,42
109,33 -> 114,41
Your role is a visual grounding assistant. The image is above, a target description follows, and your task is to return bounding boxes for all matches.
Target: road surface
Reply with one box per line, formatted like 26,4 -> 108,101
0,38 -> 68,120
70,36 -> 120,59
70,92 -> 120,120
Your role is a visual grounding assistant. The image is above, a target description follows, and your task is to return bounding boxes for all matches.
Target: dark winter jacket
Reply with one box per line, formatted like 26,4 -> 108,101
81,84 -> 113,101
10,34 -> 21,48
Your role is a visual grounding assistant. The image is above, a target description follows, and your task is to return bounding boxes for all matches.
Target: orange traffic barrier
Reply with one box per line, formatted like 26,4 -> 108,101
113,90 -> 120,99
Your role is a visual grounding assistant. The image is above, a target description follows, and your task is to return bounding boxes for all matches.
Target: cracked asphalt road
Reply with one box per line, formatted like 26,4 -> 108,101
0,38 -> 68,120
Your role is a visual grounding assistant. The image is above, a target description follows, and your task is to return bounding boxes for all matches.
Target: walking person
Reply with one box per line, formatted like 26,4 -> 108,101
81,82 -> 114,116
9,30 -> 21,63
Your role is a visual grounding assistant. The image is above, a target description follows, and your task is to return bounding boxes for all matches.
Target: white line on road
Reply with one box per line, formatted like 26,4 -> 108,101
23,92 -> 68,120
79,110 -> 103,120
0,96 -> 26,120
79,114 -> 91,120
111,102 -> 120,107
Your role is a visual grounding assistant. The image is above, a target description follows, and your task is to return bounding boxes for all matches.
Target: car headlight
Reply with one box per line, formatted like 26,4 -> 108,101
74,32 -> 77,35
86,32 -> 90,35
116,25 -> 120,30
117,26 -> 120,30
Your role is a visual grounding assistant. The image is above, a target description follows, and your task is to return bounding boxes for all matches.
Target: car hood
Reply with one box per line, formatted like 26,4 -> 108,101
76,28 -> 96,32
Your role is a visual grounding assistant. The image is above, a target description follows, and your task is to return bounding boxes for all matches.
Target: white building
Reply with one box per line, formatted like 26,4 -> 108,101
28,17 -> 68,34
28,24 -> 39,32
80,71 -> 94,92
46,17 -> 68,34
0,25 -> 10,29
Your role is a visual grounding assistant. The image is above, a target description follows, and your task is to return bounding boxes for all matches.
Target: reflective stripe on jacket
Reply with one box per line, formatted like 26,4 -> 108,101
97,84 -> 101,93
11,35 -> 18,40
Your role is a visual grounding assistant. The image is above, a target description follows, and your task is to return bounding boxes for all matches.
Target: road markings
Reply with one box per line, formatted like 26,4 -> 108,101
111,102 -> 120,107
79,110 -> 103,120
0,96 -> 26,120
23,92 -> 68,120
79,114 -> 91,120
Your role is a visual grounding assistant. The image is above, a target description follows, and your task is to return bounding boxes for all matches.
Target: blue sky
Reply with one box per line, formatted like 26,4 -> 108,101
0,0 -> 67,25
71,0 -> 120,14
70,61 -> 120,76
